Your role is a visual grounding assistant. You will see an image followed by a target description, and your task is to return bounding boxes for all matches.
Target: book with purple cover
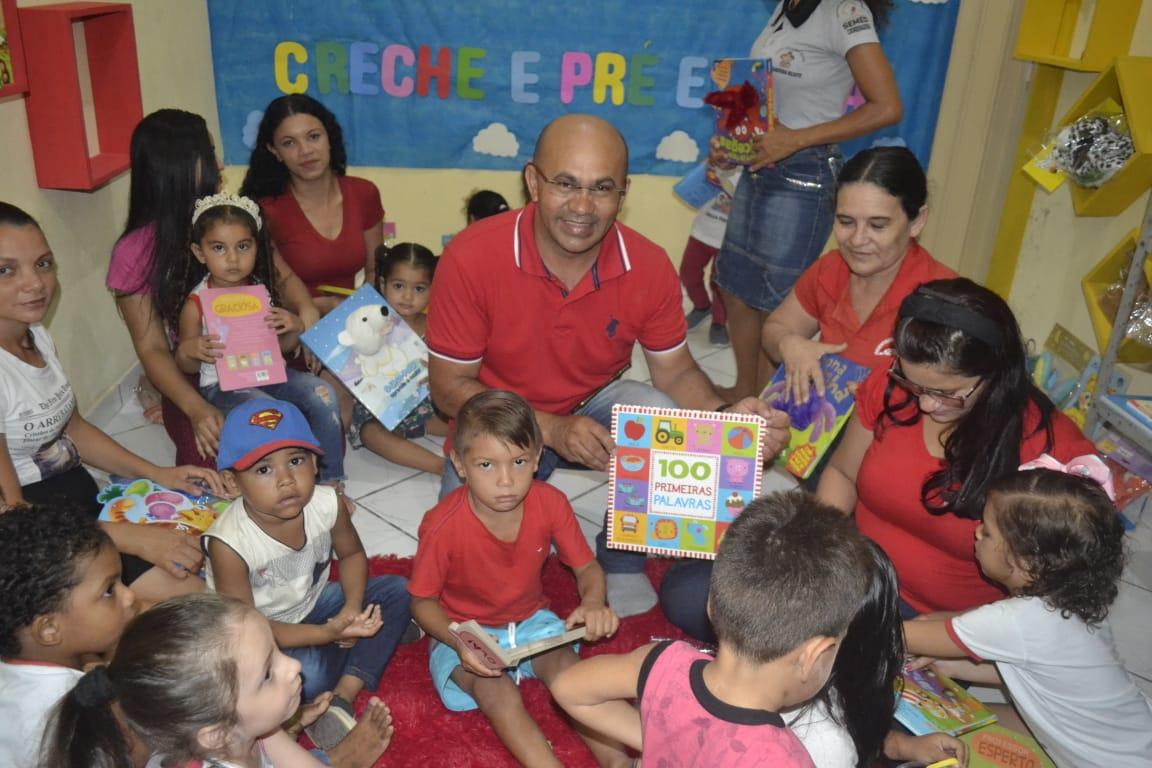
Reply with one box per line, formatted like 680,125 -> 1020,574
759,354 -> 870,479
198,285 -> 287,392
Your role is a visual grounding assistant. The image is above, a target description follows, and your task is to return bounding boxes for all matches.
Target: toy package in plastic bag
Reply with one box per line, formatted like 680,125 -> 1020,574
1041,109 -> 1135,188
1100,258 -> 1152,348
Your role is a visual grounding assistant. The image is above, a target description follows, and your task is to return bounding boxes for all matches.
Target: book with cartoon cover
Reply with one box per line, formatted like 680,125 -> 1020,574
97,477 -> 228,534
759,354 -> 871,480
895,665 -> 998,737
300,285 -> 429,430
448,620 -> 585,669
606,405 -> 765,559
706,57 -> 774,166
198,284 -> 287,391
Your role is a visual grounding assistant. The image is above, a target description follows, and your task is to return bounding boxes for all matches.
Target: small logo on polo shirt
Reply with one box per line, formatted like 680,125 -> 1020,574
606,316 -> 620,339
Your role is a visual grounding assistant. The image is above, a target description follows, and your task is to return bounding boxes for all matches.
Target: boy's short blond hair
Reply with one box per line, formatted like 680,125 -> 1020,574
454,390 -> 541,454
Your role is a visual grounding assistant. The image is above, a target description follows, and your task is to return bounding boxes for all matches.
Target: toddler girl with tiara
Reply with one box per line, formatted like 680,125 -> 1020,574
175,192 -> 348,492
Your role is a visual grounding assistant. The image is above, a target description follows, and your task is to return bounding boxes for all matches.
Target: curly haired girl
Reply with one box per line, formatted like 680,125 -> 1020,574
903,460 -> 1152,767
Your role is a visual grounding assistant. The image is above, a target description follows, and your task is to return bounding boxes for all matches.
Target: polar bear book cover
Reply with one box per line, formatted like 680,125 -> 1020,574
300,285 -> 430,430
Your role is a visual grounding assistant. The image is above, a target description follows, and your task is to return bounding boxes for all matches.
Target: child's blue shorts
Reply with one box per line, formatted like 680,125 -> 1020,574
429,608 -> 576,711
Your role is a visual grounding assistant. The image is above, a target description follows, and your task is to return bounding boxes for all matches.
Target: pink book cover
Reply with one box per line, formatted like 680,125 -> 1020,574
199,285 -> 287,391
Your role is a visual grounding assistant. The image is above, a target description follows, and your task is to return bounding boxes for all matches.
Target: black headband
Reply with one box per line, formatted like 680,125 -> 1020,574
73,665 -> 116,708
898,291 -> 1004,348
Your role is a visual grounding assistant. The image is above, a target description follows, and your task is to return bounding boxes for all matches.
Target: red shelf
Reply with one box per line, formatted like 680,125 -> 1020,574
19,2 -> 142,191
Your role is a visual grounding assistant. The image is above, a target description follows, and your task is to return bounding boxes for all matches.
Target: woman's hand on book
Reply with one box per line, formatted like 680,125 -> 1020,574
567,602 -> 619,642
326,604 -> 383,647
149,465 -> 227,498
750,125 -> 804,171
778,337 -> 847,403
128,524 -> 204,578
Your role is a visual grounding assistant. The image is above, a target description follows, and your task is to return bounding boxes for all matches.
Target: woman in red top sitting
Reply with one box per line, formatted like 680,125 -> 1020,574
762,146 -> 955,405
240,94 -> 384,315
818,278 -> 1096,616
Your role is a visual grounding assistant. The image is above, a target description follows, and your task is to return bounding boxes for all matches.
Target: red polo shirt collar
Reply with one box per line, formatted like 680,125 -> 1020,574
513,203 -> 632,296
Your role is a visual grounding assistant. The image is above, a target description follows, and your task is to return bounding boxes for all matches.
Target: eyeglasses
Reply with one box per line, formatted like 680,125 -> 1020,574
887,360 -> 983,409
529,163 -> 626,201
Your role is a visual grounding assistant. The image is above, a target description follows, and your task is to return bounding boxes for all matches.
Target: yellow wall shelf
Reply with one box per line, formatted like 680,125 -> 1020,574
1057,56 -> 1152,217
1081,227 -> 1150,362
1015,0 -> 1142,72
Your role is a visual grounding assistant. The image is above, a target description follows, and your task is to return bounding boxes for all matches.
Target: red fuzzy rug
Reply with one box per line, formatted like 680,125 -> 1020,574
333,556 -> 687,767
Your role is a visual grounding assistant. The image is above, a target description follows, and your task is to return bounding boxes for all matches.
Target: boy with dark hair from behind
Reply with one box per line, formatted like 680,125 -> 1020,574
409,389 -> 628,767
552,491 -> 873,767
0,504 -> 137,768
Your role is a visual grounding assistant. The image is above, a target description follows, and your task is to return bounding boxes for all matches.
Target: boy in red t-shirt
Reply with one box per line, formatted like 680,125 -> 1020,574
409,389 -> 627,767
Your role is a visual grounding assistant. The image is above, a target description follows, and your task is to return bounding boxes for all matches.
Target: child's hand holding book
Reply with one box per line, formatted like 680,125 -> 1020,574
176,332 -> 224,367
325,603 -> 383,648
455,637 -> 505,678
265,307 -> 304,337
566,601 -> 619,642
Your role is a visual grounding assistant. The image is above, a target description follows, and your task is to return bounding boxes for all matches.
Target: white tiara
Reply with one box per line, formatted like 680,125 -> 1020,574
192,193 -> 262,231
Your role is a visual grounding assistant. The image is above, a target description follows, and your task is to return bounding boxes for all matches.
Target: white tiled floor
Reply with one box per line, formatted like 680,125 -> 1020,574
95,319 -> 1152,697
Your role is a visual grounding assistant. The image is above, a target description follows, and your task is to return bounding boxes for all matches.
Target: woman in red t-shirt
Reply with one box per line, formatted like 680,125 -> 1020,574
818,278 -> 1095,615
762,146 -> 955,404
240,94 -> 385,314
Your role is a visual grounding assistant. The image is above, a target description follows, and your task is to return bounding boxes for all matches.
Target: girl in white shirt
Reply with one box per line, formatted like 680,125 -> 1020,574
904,459 -> 1152,768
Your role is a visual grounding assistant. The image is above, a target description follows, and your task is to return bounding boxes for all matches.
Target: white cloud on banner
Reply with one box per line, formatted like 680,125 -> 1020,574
473,123 -> 519,157
655,130 -> 699,163
242,111 -> 263,150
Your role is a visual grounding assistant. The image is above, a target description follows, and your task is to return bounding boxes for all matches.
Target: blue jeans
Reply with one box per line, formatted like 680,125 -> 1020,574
202,368 -> 345,483
285,577 -> 411,702
716,144 -> 842,312
439,379 -> 675,575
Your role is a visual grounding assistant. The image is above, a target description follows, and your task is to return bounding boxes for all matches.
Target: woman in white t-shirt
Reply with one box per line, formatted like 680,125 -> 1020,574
0,202 -> 225,604
714,0 -> 902,400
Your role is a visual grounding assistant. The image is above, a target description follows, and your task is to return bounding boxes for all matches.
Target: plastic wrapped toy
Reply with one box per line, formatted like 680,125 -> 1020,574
1042,111 -> 1134,188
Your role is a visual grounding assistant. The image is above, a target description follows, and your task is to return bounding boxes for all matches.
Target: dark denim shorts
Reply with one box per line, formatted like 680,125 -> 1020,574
715,144 -> 843,312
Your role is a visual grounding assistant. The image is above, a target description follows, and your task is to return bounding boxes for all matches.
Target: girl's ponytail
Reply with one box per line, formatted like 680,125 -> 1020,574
45,594 -> 248,768
43,667 -> 133,768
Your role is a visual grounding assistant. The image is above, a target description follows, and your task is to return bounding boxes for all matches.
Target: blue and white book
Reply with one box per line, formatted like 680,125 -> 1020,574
301,285 -> 429,430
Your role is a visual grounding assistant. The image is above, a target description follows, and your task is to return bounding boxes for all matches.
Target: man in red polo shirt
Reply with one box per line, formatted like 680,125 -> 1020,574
427,114 -> 789,615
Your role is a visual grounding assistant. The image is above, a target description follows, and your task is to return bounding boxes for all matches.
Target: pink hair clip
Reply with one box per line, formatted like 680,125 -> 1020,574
1018,453 -> 1116,501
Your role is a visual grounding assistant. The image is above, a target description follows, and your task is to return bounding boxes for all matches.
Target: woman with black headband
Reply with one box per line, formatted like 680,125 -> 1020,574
817,278 -> 1096,616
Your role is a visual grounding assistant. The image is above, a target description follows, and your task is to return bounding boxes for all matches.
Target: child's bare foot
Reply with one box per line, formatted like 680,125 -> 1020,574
326,697 -> 394,768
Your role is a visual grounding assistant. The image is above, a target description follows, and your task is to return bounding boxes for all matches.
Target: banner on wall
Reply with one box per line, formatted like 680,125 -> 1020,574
207,0 -> 959,175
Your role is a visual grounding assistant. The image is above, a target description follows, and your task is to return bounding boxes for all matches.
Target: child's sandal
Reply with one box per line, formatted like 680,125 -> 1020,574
304,694 -> 357,751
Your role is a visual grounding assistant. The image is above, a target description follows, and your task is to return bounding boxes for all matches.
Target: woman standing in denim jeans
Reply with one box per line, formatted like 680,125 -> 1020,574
715,0 -> 902,399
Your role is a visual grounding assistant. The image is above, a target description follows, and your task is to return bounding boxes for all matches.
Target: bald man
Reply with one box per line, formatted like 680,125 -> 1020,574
427,114 -> 789,615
